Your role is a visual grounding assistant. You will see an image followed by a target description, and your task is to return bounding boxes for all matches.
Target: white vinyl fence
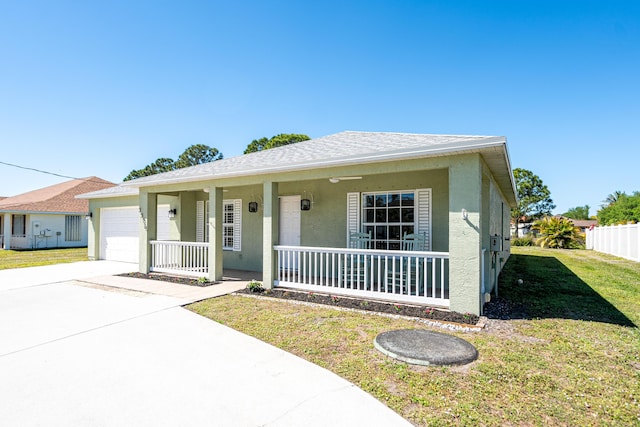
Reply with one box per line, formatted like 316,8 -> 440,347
586,224 -> 640,262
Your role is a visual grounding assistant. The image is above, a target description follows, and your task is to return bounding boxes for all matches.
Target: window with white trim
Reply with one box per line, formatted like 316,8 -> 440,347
223,199 -> 242,251
196,199 -> 242,251
65,215 -> 82,241
12,214 -> 26,236
347,189 -> 431,251
362,191 -> 415,250
223,201 -> 234,249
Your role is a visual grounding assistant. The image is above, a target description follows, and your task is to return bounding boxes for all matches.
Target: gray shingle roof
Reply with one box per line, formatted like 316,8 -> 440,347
76,184 -> 139,199
123,131 -> 506,187
79,131 -> 516,205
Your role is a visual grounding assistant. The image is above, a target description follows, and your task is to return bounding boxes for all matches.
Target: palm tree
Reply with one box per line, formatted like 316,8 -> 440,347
532,217 -> 582,249
602,191 -> 624,207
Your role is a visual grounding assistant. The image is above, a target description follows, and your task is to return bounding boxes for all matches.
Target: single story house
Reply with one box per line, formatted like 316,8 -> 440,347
1,177 -> 115,250
79,131 -> 517,315
554,215 -> 598,233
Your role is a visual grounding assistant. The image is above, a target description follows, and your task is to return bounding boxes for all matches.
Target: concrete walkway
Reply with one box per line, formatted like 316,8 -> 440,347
0,261 -> 411,426
78,272 -> 250,304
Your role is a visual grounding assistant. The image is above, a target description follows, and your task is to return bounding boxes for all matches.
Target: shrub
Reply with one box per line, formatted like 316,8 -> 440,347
532,217 -> 582,249
246,280 -> 264,293
512,236 -> 534,246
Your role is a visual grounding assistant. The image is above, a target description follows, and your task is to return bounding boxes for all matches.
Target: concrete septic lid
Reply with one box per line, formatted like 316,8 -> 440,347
374,329 -> 478,366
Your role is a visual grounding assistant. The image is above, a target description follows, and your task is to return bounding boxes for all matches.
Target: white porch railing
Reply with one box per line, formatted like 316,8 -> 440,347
150,240 -> 209,277
7,234 -> 30,249
275,245 -> 450,307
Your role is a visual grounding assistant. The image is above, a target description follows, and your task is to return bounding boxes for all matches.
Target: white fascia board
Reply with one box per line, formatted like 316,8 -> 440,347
76,187 -> 139,199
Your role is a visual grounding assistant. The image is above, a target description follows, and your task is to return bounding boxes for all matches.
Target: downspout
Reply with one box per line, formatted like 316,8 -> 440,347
495,252 -> 499,298
481,248 -> 487,314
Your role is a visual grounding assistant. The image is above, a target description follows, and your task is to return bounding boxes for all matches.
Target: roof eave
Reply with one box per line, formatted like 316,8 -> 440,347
121,137 -> 509,189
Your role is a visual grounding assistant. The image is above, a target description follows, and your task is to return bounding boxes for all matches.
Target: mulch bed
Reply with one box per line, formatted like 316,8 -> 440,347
118,272 -> 216,287
482,297 -> 528,320
237,287 -> 479,325
118,272 -> 480,325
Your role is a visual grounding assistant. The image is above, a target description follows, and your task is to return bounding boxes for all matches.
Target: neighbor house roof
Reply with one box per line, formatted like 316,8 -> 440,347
554,215 -> 598,229
79,131 -> 517,205
0,177 -> 115,214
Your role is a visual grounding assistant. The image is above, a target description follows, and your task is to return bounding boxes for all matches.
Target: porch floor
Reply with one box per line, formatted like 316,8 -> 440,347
76,269 -> 261,304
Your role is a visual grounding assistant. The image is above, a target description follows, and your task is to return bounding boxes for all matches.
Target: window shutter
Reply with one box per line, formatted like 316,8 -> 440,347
415,188 -> 432,250
196,200 -> 205,243
346,192 -> 360,246
233,199 -> 242,251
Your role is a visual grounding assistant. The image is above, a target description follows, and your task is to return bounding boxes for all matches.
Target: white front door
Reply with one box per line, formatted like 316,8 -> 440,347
279,196 -> 301,246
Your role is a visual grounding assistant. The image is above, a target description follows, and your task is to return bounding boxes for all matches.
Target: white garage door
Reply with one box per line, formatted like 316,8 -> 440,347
100,207 -> 140,263
100,205 -> 170,263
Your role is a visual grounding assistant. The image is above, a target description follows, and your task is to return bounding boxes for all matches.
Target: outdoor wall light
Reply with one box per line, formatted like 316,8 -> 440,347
248,201 -> 259,213
461,208 -> 468,220
300,191 -> 314,211
85,212 -> 93,220
168,208 -> 177,219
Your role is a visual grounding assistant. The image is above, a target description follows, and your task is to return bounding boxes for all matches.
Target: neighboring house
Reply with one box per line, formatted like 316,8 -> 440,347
0,177 -> 115,250
511,220 -> 534,238
553,215 -> 597,233
79,131 -> 517,315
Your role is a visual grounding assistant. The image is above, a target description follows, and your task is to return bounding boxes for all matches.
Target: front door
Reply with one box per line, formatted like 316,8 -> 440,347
279,195 -> 301,246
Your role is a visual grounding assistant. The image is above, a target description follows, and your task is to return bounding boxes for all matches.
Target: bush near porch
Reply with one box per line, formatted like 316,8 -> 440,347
189,247 -> 640,426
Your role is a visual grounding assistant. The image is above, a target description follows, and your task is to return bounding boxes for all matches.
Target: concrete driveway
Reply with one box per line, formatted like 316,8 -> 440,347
0,261 -> 411,426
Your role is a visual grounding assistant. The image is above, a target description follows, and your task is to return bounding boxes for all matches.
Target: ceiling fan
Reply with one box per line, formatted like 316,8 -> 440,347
329,176 -> 362,184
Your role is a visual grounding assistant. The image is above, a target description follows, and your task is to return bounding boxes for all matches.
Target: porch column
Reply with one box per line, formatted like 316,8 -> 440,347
448,154 -> 483,315
86,209 -> 99,260
139,190 -> 157,274
262,181 -> 279,289
2,213 -> 10,250
207,186 -> 223,282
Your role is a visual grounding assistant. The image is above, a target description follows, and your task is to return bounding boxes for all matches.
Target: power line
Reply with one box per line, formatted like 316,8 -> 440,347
0,160 -> 114,185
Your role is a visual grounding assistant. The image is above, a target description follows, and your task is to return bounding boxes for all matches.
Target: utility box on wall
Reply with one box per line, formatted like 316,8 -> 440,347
490,235 -> 502,252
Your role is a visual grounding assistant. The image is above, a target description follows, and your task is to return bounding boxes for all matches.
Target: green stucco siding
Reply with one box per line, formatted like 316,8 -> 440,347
448,154 -> 483,315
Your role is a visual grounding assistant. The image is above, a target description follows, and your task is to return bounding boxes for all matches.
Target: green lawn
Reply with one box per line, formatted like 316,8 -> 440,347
189,247 -> 640,426
0,247 -> 88,270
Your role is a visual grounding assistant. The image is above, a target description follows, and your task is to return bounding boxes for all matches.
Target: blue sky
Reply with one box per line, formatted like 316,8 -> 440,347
1,1 -> 638,216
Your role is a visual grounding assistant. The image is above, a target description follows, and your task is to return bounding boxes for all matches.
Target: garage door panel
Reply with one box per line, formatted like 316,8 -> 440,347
100,207 -> 139,263
100,206 -> 171,263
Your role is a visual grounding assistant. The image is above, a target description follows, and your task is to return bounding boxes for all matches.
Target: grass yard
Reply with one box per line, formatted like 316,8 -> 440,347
0,247 -> 88,270
188,247 -> 640,426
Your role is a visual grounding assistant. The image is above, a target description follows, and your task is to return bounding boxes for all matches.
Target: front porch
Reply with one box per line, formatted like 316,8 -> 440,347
148,240 -> 450,307
0,234 -> 32,250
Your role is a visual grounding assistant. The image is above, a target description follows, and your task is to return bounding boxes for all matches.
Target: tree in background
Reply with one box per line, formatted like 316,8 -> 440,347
511,168 -> 556,234
175,144 -> 223,169
244,133 -> 310,154
563,205 -> 590,220
602,191 -> 624,207
597,191 -> 640,225
532,216 -> 583,249
124,144 -> 223,181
